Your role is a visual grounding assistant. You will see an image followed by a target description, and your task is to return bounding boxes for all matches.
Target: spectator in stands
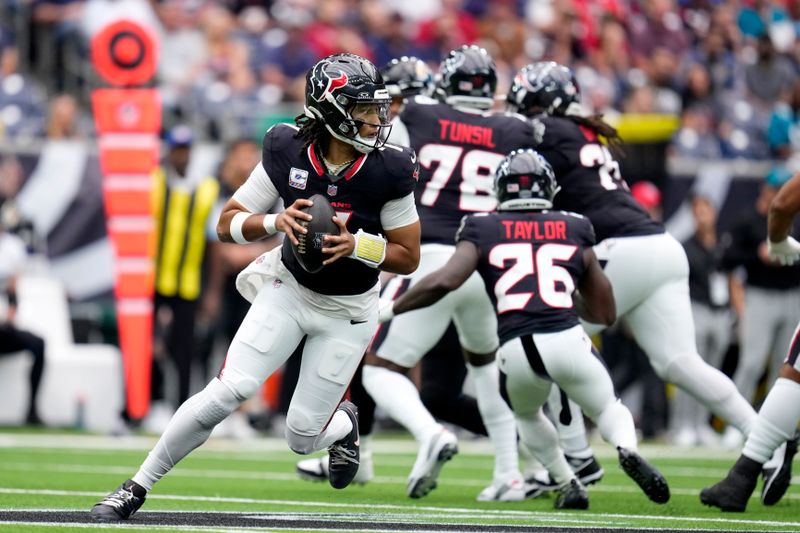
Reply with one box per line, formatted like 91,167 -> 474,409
744,35 -> 795,112
721,170 -> 800,440
31,0 -> 85,91
0,221 -> 45,425
147,125 -> 220,429
45,94 -> 90,139
672,192 -> 732,447
628,0 -> 690,73
767,78 -> 800,159
156,0 -> 208,122
0,30 -> 47,139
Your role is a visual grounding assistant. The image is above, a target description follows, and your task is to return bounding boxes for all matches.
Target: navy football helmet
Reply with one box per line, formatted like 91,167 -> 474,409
304,53 -> 392,153
435,45 -> 497,110
494,149 -> 560,211
380,56 -> 433,98
507,62 -> 582,117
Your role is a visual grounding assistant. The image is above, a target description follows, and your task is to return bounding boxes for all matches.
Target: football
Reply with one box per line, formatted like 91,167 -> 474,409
287,193 -> 341,273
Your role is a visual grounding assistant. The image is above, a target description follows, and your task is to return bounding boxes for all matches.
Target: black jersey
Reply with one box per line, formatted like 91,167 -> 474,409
261,123 -> 418,296
401,97 -> 535,244
457,209 -> 595,344
531,116 -> 663,242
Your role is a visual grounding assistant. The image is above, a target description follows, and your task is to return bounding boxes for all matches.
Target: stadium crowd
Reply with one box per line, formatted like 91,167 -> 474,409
0,0 -> 798,159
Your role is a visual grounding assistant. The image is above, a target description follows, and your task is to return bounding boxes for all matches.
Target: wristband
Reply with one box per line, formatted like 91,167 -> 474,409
230,212 -> 252,244
350,229 -> 387,268
262,213 -> 278,235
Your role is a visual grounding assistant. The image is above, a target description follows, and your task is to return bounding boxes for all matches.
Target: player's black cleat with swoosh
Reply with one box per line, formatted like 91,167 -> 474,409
328,400 -> 360,489
90,479 -> 146,521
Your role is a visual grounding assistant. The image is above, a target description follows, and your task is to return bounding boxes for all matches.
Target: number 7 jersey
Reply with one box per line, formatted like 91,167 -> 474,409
457,210 -> 596,345
400,96 -> 536,244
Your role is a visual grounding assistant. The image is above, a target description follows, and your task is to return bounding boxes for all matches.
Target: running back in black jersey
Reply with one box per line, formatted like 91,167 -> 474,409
400,96 -> 535,244
262,123 -> 418,296
531,116 -> 663,242
457,210 -> 595,344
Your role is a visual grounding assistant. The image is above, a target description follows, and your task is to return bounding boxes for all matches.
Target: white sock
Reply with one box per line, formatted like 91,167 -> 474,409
312,409 -> 353,451
362,365 -> 439,441
546,389 -> 591,456
664,354 -> 757,435
360,434 -> 372,456
594,399 -> 638,450
743,378 -> 800,464
133,379 -> 240,491
517,410 -> 573,486
468,362 -> 520,480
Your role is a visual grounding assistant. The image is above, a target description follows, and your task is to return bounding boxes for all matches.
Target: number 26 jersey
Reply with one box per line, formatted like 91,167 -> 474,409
457,210 -> 595,345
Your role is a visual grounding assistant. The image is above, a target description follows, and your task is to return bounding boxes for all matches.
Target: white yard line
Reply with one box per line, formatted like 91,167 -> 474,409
1,488 -> 799,529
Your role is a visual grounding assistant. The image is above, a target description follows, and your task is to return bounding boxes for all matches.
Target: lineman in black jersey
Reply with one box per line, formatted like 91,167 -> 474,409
381,149 -> 671,508
363,45 -> 529,501
91,53 -> 421,522
507,61 -> 761,487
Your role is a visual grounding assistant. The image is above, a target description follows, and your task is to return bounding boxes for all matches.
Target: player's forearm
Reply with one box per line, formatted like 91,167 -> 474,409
217,208 -> 277,244
380,243 -> 419,275
768,173 -> 800,242
393,275 -> 449,315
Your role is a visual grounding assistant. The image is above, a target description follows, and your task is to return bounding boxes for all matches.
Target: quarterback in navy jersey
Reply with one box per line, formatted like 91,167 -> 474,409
382,149 -> 671,508
363,45 -> 528,502
91,53 -> 421,522
260,121 -> 418,296
506,61 -> 764,489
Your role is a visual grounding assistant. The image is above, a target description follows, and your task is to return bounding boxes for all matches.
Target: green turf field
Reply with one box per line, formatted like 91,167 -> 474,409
0,430 -> 798,532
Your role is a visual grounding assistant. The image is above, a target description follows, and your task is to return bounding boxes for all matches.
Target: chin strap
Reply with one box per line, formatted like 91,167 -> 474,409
350,229 -> 387,268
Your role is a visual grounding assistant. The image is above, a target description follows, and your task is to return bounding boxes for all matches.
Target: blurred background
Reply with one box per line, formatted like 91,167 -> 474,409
1,0 -> 799,446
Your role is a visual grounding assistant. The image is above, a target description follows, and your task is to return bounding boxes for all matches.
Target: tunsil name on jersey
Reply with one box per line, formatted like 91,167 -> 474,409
501,220 -> 568,241
438,119 -> 496,148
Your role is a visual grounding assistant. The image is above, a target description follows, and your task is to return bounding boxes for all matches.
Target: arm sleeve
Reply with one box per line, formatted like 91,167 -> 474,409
380,192 -> 419,230
231,163 -> 280,213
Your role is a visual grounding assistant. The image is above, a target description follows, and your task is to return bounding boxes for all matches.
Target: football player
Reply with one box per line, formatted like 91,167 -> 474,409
506,61 -> 769,488
381,56 -> 434,146
90,53 -> 421,522
295,55 -> 484,488
701,171 -> 800,512
380,149 -> 671,508
362,45 -> 532,501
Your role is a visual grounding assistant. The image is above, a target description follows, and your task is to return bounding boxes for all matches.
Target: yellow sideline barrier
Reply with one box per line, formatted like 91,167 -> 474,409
609,114 -> 681,143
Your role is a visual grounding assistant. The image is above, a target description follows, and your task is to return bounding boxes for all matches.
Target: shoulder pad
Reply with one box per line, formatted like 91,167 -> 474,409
264,122 -> 300,153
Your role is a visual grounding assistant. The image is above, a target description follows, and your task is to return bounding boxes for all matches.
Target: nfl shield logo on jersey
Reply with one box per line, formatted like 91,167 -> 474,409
289,167 -> 308,189
327,184 -> 338,196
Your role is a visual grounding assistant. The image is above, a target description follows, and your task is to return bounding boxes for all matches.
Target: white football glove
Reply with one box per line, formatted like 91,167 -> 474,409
768,237 -> 800,266
378,298 -> 395,323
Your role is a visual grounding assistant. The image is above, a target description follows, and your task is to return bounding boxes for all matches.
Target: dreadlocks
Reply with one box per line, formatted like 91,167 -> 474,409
293,114 -> 330,155
567,114 -> 624,156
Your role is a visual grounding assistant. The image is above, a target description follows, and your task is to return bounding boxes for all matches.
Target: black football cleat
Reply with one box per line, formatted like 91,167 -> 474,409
701,471 -> 757,512
618,447 -> 670,504
90,479 -> 146,521
328,400 -> 360,489
554,478 -> 589,510
761,431 -> 799,506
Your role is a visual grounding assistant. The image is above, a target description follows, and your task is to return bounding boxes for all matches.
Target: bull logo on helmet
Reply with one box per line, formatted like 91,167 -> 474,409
315,70 -> 349,103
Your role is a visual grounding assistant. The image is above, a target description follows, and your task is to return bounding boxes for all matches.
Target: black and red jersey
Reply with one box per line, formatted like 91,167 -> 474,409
400,97 -> 535,244
261,123 -> 418,295
457,209 -> 595,343
531,116 -> 663,243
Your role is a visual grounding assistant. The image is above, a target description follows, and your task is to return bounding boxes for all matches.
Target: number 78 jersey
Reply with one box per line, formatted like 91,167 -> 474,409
400,97 -> 536,244
457,210 -> 596,345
